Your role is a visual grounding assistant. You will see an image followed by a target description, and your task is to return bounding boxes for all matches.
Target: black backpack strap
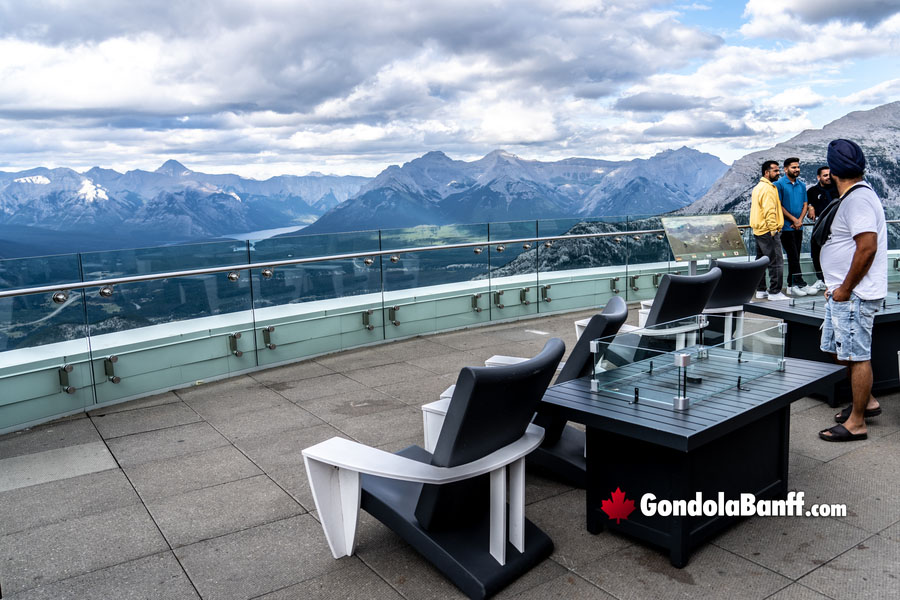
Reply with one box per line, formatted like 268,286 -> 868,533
811,183 -> 867,250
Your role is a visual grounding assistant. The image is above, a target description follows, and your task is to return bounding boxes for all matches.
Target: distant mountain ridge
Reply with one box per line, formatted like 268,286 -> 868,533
1,147 -> 727,258
0,161 -> 369,256
685,102 -> 900,215
304,147 -> 728,233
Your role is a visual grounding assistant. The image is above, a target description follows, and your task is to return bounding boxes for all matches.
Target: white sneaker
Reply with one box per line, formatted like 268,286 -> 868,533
768,292 -> 789,301
789,285 -> 808,297
800,284 -> 819,295
813,279 -> 827,291
755,291 -> 768,299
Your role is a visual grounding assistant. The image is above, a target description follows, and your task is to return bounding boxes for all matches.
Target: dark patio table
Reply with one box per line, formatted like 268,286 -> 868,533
743,296 -> 900,406
539,355 -> 845,567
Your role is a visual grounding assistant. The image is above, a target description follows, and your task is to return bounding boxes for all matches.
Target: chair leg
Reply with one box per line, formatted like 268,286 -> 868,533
304,456 -> 361,559
509,458 -> 525,553
490,466 -> 508,565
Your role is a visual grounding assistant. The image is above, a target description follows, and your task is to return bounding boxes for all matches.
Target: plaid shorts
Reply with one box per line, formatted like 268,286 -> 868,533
820,294 -> 881,361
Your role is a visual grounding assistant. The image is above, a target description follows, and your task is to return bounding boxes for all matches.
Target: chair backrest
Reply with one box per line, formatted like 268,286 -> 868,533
644,267 -> 722,326
415,338 -> 565,530
557,296 -> 629,384
705,257 -> 770,309
533,296 -> 629,446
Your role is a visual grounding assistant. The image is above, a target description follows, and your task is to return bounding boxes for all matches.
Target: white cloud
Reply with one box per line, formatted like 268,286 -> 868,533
839,78 -> 900,104
471,101 -> 559,145
764,87 -> 825,110
742,0 -> 900,38
0,0 -> 896,174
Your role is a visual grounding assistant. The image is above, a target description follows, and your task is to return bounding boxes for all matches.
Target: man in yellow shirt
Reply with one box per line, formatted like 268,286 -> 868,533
750,160 -> 788,300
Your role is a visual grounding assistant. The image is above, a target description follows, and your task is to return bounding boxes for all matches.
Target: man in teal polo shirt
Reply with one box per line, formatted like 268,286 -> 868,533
776,157 -> 816,296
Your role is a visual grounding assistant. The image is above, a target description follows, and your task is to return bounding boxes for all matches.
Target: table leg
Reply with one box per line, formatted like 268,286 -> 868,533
585,427 -> 604,534
587,509 -> 604,534
669,544 -> 689,568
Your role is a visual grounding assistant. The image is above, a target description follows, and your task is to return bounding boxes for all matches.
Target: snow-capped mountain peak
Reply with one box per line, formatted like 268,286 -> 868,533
14,175 -> 50,185
78,179 -> 108,202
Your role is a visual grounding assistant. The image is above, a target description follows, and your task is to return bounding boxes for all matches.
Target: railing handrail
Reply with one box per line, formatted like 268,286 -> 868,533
7,217 -> 884,300
0,228 -> 680,299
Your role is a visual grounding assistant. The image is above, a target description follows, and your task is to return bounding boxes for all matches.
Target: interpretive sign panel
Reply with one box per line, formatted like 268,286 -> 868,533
661,215 -> 746,262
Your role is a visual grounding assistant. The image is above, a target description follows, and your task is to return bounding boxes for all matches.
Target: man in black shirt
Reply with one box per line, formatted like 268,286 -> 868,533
805,166 -> 837,290
807,166 -> 838,219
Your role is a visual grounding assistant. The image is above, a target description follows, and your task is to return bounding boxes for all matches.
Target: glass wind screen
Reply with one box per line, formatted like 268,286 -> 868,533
786,293 -> 900,315
590,315 -> 785,409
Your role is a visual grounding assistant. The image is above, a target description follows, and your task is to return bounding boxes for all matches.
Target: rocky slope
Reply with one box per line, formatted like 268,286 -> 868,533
685,102 -> 900,215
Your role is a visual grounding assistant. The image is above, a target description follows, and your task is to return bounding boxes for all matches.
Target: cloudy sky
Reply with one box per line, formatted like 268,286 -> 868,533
1,0 -> 898,178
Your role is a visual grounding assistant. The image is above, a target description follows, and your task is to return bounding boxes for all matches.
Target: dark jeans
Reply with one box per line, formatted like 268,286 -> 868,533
782,228 -> 807,287
755,232 -> 784,294
811,239 -> 824,282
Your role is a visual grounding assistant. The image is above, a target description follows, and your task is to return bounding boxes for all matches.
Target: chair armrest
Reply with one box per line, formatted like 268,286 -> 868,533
422,397 -> 451,452
485,355 -> 565,371
304,424 -> 544,484
484,355 -> 529,367
303,424 -> 545,562
627,321 -> 705,337
574,317 -> 590,339
702,305 -> 743,314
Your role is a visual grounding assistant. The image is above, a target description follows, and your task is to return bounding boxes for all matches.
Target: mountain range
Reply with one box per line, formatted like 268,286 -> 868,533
0,162 -> 368,257
685,101 -> 900,215
0,148 -> 726,258
304,147 -> 727,233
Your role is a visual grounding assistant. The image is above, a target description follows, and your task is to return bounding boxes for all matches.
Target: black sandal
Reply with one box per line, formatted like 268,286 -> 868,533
819,423 -> 868,442
834,405 -> 882,423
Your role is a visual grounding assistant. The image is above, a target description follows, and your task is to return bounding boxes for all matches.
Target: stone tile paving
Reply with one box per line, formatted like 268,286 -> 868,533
1,307 -> 898,599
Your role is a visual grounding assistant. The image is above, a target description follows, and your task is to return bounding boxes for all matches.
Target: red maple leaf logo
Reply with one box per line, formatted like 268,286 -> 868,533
601,487 -> 636,523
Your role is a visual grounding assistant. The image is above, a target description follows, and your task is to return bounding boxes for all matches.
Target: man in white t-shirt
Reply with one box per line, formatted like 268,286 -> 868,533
818,139 -> 887,442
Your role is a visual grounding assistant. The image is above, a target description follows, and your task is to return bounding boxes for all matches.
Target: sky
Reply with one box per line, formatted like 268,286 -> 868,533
0,0 -> 898,178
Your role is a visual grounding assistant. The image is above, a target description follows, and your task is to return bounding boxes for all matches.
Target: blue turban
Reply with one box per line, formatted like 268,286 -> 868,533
827,139 -> 866,178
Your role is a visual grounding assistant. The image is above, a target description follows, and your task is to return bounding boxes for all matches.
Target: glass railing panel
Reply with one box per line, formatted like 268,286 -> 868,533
535,217 -> 629,313
79,240 -> 256,406
732,211 -> 753,262
380,224 -> 491,338
0,253 -> 93,432
249,230 -> 383,364
624,215 -> 671,304
802,223 -> 820,288
739,211 -> 766,279
487,221 -> 539,320
793,216 -> 818,289
888,221 -> 900,293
